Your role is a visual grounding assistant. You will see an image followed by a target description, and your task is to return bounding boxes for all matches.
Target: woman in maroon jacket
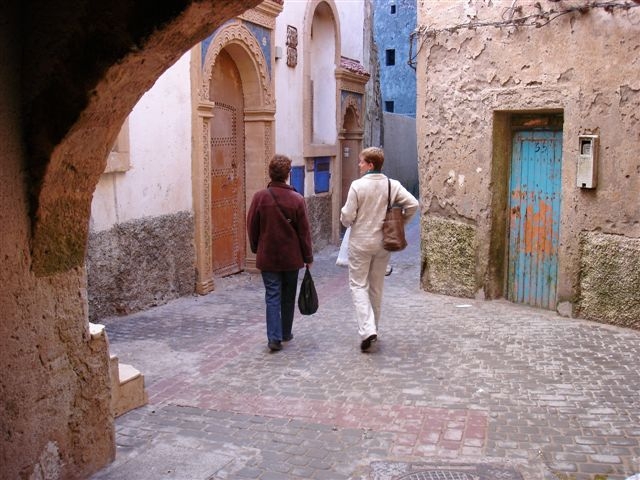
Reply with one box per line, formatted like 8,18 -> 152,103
247,155 -> 314,351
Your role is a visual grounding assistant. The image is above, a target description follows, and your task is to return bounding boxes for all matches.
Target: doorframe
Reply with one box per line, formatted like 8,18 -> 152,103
486,110 -> 564,302
191,20 -> 276,294
337,103 -> 363,238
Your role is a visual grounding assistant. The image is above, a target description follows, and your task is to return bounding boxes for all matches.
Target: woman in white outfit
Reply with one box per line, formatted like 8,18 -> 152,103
340,147 -> 419,352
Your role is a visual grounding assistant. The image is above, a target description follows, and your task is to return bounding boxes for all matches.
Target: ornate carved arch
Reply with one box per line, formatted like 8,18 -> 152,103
193,19 -> 276,292
341,93 -> 364,131
200,22 -> 273,109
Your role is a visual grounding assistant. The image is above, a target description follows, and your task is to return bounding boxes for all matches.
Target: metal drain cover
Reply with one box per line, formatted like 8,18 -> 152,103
370,462 -> 523,480
397,472 -> 477,480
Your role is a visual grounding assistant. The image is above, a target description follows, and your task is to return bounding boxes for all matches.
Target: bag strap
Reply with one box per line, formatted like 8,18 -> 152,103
387,178 -> 402,211
268,187 -> 310,263
268,187 -> 293,225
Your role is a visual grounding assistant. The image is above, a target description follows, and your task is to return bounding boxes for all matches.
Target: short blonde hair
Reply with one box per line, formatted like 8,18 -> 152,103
360,147 -> 384,170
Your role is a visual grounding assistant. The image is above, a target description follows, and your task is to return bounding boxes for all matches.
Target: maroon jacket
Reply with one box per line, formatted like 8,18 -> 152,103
247,182 -> 314,271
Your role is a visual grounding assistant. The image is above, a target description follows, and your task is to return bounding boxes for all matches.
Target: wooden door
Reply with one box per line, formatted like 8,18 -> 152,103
507,130 -> 563,309
210,50 -> 245,276
340,106 -> 360,222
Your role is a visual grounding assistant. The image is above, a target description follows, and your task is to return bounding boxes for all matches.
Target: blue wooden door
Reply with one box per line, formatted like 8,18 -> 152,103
507,130 -> 563,309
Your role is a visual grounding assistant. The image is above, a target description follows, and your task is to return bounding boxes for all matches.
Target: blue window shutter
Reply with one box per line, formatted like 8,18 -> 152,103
290,166 -> 305,195
314,157 -> 330,193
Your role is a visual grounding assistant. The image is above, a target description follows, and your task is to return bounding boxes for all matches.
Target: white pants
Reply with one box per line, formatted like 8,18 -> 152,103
348,244 -> 390,339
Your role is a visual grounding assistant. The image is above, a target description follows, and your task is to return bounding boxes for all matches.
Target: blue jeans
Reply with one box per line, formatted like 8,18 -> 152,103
261,270 -> 300,342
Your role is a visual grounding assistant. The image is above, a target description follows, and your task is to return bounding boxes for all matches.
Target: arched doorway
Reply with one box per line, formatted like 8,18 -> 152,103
334,84 -> 368,241
194,22 -> 276,293
340,106 -> 360,212
209,49 -> 246,277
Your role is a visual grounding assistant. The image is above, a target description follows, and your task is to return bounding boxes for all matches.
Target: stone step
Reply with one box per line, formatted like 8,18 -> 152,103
110,354 -> 148,417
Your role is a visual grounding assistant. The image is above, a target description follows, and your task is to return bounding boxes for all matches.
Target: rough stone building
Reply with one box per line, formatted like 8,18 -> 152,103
371,0 -> 419,196
86,1 -> 371,319
375,0 -> 416,117
415,0 -> 640,329
0,1 -> 264,478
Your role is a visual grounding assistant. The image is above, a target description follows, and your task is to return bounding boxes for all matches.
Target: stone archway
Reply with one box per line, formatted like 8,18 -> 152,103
3,2 -> 263,479
193,18 -> 277,293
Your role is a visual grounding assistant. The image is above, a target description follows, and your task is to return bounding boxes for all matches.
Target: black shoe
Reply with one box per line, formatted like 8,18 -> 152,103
268,340 -> 282,351
283,335 -> 293,342
360,334 -> 377,352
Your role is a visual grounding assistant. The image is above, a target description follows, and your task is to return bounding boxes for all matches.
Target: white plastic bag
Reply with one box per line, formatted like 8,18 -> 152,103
336,227 -> 351,267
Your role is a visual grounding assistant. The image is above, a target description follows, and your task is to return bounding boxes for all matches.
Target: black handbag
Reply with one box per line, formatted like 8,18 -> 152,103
298,266 -> 319,315
382,179 -> 407,251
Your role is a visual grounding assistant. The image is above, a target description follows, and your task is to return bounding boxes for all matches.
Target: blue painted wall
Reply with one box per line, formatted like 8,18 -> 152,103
374,0 -> 416,117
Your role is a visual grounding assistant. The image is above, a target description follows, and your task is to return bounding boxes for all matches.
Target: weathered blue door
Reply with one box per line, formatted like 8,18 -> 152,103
507,130 -> 563,309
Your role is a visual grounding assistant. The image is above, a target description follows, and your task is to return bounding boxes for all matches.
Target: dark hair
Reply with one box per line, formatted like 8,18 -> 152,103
360,147 -> 384,170
269,154 -> 292,182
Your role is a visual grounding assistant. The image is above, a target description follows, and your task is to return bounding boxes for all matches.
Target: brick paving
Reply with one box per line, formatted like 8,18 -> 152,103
91,219 -> 640,480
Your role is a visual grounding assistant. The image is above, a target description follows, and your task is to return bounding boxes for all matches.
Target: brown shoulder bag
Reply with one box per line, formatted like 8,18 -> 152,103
382,178 -> 407,252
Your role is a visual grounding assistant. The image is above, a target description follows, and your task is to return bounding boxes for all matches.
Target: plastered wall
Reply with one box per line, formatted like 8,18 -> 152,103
416,1 -> 640,322
90,52 -> 193,232
87,52 -> 195,320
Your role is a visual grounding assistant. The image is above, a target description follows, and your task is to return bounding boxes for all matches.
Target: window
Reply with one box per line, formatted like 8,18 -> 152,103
290,166 -> 305,195
384,101 -> 394,113
385,49 -> 395,66
390,4 -> 396,14
314,157 -> 331,194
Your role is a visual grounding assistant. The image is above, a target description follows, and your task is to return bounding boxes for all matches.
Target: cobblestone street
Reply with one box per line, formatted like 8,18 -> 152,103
91,219 -> 640,480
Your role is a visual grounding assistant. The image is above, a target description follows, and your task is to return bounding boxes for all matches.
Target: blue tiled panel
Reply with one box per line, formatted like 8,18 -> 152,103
244,21 -> 272,78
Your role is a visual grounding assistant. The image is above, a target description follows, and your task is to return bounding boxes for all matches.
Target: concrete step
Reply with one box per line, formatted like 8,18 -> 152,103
110,354 -> 148,417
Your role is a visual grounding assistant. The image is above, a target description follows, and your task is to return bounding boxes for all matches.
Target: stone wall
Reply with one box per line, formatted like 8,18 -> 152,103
421,216 -> 476,298
306,194 -> 333,252
1,8 -> 114,477
415,2 -> 640,323
578,232 -> 640,329
87,212 -> 196,321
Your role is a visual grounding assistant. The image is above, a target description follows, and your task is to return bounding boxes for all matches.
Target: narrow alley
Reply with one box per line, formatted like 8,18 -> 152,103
91,218 -> 640,480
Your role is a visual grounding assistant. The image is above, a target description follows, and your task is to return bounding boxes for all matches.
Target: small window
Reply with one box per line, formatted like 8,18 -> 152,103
384,101 -> 394,113
314,157 -> 331,194
290,166 -> 305,195
385,49 -> 395,66
390,4 -> 396,14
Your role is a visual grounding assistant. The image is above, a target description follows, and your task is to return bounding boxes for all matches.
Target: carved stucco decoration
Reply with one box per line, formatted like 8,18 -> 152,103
286,25 -> 298,68
200,23 -> 273,108
340,79 -> 366,95
341,93 -> 364,130
336,58 -> 370,95
197,104 -> 214,276
239,6 -> 277,29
